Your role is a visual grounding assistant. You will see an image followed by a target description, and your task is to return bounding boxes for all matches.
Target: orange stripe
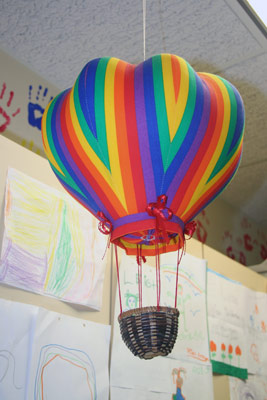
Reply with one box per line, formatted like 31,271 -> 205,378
64,94 -> 126,218
174,75 -> 224,215
114,60 -> 138,214
182,146 -> 242,221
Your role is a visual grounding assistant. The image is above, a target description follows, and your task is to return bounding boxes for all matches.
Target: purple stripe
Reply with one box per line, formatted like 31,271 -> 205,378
167,81 -> 211,205
113,211 -> 184,230
134,64 -> 156,202
55,93 -> 113,221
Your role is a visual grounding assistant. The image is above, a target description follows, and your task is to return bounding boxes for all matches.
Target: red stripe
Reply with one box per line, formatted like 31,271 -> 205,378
114,61 -> 138,214
124,64 -> 147,210
171,55 -> 181,102
171,78 -> 219,214
60,92 -> 122,220
183,148 -> 242,221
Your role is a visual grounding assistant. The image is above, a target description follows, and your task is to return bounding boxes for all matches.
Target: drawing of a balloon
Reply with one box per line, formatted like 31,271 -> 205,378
42,54 -> 245,359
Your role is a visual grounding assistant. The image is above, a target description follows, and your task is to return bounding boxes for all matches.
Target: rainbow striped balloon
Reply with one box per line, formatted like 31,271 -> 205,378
42,54 -> 245,256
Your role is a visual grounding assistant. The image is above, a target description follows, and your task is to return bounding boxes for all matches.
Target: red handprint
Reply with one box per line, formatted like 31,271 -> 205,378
195,220 -> 207,243
0,83 -> 20,133
244,233 -> 253,251
260,244 -> 267,260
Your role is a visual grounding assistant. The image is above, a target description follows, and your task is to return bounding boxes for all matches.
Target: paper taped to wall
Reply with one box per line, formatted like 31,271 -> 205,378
0,168 -> 109,309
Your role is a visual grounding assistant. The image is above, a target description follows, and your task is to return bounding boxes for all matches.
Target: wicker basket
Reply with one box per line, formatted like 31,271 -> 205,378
118,306 -> 179,359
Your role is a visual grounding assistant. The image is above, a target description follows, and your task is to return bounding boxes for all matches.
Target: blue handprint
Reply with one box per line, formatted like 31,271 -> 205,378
27,85 -> 53,130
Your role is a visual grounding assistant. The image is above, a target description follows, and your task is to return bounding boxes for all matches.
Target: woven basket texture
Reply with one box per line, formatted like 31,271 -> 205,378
118,306 -> 179,359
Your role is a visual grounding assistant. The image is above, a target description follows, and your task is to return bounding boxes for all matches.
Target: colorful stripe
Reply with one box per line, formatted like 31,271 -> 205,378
42,54 -> 245,256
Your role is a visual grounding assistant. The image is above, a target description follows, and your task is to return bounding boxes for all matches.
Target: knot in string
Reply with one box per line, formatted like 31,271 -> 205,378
97,211 -> 113,235
184,220 -> 197,239
146,195 -> 173,242
136,254 -> 146,265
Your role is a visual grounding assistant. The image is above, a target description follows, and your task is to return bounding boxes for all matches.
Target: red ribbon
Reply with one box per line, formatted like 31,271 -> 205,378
146,195 -> 173,242
184,220 -> 197,238
97,211 -> 113,235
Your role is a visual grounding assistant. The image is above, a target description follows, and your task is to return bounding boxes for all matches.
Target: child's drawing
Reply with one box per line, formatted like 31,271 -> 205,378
0,350 -> 22,390
0,299 -> 38,400
0,168 -> 108,309
115,251 -> 210,364
229,375 -> 267,400
34,344 -> 96,400
172,368 -> 186,400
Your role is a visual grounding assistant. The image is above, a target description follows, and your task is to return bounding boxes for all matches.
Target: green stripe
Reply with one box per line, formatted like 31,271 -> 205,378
73,67 -> 110,170
45,95 -> 84,197
165,61 -> 197,171
211,360 -> 248,379
152,55 -> 170,171
94,57 -> 111,171
208,77 -> 239,181
152,57 -> 196,172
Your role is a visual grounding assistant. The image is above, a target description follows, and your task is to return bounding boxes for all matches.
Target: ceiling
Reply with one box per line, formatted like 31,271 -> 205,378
0,0 -> 266,229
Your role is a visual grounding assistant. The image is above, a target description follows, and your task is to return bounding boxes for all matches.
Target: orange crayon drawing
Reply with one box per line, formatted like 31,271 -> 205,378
250,344 -> 260,363
187,347 -> 209,362
172,368 -> 186,400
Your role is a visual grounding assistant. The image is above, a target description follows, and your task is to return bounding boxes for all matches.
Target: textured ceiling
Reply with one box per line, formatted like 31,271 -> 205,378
0,0 -> 266,228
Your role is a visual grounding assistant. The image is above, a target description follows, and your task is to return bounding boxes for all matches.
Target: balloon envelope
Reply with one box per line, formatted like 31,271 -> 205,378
42,54 -> 245,255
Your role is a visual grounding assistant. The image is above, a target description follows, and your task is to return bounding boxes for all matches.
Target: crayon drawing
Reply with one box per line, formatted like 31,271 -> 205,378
0,298 -> 38,400
172,368 -> 186,400
110,252 -> 213,400
28,308 -> 110,400
0,350 -> 22,390
117,251 -> 209,364
0,168 -> 108,309
229,375 -> 267,400
34,345 -> 96,400
110,350 -> 214,399
207,270 -> 248,378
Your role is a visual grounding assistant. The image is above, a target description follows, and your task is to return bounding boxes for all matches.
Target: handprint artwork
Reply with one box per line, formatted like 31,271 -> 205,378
0,83 -> 20,133
28,84 -> 53,130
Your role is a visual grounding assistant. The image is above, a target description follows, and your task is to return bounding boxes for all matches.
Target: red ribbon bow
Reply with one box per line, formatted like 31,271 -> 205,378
146,195 -> 173,242
97,211 -> 113,235
184,221 -> 197,238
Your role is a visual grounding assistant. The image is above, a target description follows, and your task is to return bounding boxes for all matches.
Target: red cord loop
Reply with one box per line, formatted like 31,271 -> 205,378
136,255 -> 146,264
97,211 -> 113,235
184,220 -> 196,239
146,195 -> 173,242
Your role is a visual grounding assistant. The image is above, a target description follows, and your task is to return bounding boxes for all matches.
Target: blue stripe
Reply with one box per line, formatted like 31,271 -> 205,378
50,91 -> 111,219
143,58 -> 164,195
78,58 -> 100,138
228,84 -> 245,155
162,74 -> 205,193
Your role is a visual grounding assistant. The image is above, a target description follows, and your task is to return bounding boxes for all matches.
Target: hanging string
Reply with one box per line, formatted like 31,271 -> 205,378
143,0 -> 146,61
114,245 -> 122,315
174,238 -> 185,308
137,245 -> 143,308
155,231 -> 161,310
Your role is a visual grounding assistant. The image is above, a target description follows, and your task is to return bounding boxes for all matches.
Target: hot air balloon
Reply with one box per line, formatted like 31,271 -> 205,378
42,54 -> 245,359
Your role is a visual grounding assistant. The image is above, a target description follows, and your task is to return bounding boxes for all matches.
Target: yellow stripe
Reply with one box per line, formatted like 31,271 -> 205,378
69,88 -> 114,188
161,55 -> 175,140
169,56 -> 189,141
42,104 -> 64,175
105,58 -> 127,210
181,138 -> 243,218
182,74 -> 231,214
